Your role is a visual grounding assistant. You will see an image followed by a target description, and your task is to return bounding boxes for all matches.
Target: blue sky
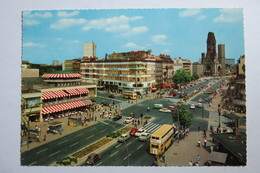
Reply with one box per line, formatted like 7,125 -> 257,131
22,8 -> 244,65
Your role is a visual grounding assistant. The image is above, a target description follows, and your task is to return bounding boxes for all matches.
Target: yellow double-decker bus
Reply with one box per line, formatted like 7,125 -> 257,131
150,124 -> 174,155
122,91 -> 137,100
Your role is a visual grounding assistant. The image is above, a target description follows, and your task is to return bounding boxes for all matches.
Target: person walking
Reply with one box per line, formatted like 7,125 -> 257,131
210,145 -> 214,152
204,139 -> 207,147
197,155 -> 200,163
189,161 -> 193,166
198,126 -> 200,132
198,140 -> 201,148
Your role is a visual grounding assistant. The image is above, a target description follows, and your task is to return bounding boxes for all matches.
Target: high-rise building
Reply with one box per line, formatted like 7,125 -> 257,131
173,57 -> 193,74
83,42 -> 96,58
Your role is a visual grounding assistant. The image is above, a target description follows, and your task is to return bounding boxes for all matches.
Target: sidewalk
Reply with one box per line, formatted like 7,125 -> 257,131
158,131 -> 214,166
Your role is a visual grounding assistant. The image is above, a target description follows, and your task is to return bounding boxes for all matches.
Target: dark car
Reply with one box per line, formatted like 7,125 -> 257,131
108,94 -> 115,98
112,115 -> 122,121
101,102 -> 109,106
86,153 -> 101,165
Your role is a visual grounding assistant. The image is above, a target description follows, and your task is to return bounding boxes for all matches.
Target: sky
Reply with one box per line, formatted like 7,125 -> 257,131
22,8 -> 245,65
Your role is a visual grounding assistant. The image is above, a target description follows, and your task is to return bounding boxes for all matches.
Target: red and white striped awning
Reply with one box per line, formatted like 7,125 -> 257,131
65,89 -> 81,96
76,88 -> 90,94
42,90 -> 70,100
42,101 -> 88,115
42,73 -> 82,78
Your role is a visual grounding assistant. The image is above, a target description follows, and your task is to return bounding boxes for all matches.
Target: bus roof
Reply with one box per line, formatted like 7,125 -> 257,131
151,124 -> 173,137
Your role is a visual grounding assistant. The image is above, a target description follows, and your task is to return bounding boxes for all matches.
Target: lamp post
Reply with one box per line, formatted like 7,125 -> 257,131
218,107 -> 221,128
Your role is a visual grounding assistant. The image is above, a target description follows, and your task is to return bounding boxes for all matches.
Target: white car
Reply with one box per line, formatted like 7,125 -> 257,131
135,129 -> 147,137
197,102 -> 203,108
118,134 -> 130,142
124,117 -> 134,124
190,104 -> 195,109
198,98 -> 203,103
159,108 -> 171,113
138,132 -> 151,141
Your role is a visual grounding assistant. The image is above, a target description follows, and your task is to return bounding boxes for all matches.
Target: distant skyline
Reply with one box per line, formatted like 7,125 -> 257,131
22,8 -> 244,65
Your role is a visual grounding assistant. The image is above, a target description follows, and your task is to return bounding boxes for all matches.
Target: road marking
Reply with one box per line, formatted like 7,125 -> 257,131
123,154 -> 132,160
29,161 -> 37,166
89,128 -> 96,132
49,150 -> 60,157
70,142 -> 79,147
58,139 -> 68,145
96,162 -> 102,166
75,133 -> 84,137
100,129 -> 107,133
115,143 -> 122,148
86,135 -> 94,140
126,141 -> 132,146
36,148 -> 48,154
110,151 -> 118,157
137,144 -> 143,150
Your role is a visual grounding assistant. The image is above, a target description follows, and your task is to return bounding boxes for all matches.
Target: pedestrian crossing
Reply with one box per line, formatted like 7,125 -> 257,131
142,122 -> 162,134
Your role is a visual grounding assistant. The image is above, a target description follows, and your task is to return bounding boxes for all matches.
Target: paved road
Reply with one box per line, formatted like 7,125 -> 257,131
21,121 -> 124,166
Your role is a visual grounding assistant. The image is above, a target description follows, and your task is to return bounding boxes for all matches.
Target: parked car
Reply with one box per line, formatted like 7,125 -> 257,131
153,104 -> 163,109
135,128 -> 147,137
124,117 -> 134,124
138,132 -> 151,141
108,94 -> 115,98
159,108 -> 171,113
190,104 -> 195,109
86,153 -> 101,165
197,102 -> 203,108
112,115 -> 122,121
198,98 -> 203,103
166,106 -> 177,111
101,102 -> 109,106
118,134 -> 130,142
129,128 -> 138,136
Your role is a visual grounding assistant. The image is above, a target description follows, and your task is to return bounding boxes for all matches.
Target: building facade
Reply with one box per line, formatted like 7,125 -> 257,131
81,50 -> 156,94
192,62 -> 204,76
160,55 -> 174,84
62,59 -> 81,73
173,57 -> 193,74
83,42 -> 96,58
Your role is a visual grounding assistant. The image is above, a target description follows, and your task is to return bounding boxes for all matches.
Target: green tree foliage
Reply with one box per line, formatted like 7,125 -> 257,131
171,104 -> 193,129
172,69 -> 191,85
192,73 -> 200,80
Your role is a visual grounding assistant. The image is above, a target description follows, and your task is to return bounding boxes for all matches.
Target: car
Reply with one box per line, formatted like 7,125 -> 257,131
165,95 -> 174,98
86,153 -> 101,165
190,104 -> 195,109
124,117 -> 134,124
166,106 -> 177,111
135,128 -> 147,137
198,98 -> 203,103
159,108 -> 172,113
197,102 -> 203,108
129,128 -> 138,136
138,132 -> 151,141
101,102 -> 109,106
153,104 -> 163,109
108,94 -> 115,98
112,115 -> 122,121
118,134 -> 130,142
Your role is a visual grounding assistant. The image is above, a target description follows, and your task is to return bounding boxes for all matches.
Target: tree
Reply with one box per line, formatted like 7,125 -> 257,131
172,69 -> 192,87
171,104 -> 193,129
192,73 -> 200,81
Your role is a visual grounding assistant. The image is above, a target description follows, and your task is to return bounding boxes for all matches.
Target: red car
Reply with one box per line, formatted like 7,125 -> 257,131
129,128 -> 138,136
166,106 -> 177,111
169,91 -> 176,96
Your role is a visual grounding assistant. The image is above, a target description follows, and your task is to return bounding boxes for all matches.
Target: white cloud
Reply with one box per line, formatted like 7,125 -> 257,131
179,9 -> 201,17
23,19 -> 39,26
81,15 -> 144,33
122,42 -> 144,49
151,34 -> 170,45
57,11 -> 80,17
197,15 -> 206,20
23,42 -> 44,47
23,11 -> 52,18
213,8 -> 243,23
121,26 -> 148,36
51,18 -> 87,30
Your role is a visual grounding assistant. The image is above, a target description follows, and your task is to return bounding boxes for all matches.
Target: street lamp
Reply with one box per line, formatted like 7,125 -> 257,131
218,107 -> 221,128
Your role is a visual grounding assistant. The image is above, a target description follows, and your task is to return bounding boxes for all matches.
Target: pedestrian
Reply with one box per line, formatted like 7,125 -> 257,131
204,139 -> 207,147
197,155 -> 200,163
198,140 -> 201,148
210,145 -> 214,152
189,161 -> 193,166
198,126 -> 200,132
138,119 -> 140,126
36,135 -> 40,142
43,134 -> 46,141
